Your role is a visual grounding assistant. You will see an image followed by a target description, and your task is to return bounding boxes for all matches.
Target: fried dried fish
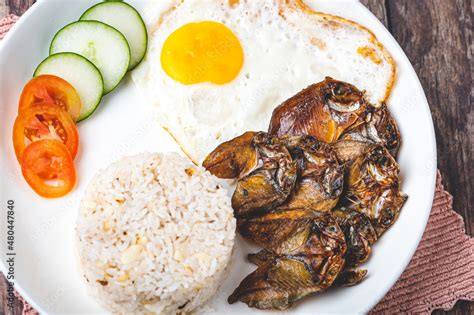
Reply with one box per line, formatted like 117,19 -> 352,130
344,145 -> 407,236
332,139 -> 371,164
339,103 -> 401,158
334,268 -> 368,287
230,209 -> 346,310
269,77 -> 368,143
203,132 -> 298,218
202,131 -> 258,179
279,135 -> 344,211
228,254 -> 345,310
232,133 -> 297,217
332,207 -> 377,267
203,78 -> 407,311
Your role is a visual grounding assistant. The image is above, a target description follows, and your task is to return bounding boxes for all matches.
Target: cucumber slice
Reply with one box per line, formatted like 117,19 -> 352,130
34,52 -> 104,121
50,20 -> 130,94
80,2 -> 147,70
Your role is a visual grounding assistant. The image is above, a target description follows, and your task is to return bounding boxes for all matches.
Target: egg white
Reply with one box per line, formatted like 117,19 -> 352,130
132,0 -> 394,163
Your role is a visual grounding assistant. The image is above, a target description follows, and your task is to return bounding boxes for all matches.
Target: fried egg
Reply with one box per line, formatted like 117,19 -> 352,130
132,0 -> 395,164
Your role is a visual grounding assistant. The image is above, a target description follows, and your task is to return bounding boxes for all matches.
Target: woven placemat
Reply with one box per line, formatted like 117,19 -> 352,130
370,172 -> 474,314
0,14 -> 18,39
1,15 -> 473,315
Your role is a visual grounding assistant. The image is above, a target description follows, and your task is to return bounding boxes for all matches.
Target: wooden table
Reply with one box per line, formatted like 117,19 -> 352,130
1,0 -> 472,314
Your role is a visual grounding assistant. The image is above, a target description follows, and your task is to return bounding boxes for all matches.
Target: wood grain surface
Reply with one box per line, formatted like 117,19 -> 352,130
0,0 -> 472,314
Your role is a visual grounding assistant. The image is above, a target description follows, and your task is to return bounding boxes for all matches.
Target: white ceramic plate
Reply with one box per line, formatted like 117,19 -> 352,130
0,0 -> 437,313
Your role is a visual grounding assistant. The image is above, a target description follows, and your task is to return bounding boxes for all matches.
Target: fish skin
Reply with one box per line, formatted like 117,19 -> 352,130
339,103 -> 401,159
269,77 -> 368,143
344,145 -> 407,237
278,135 -> 345,212
332,139 -> 371,164
231,133 -> 298,218
202,131 -> 258,179
334,268 -> 368,287
229,253 -> 345,310
230,209 -> 347,310
332,207 -> 377,267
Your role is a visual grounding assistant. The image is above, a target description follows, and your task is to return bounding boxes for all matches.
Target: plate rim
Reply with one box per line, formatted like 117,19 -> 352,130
0,2 -> 50,314
353,0 -> 437,312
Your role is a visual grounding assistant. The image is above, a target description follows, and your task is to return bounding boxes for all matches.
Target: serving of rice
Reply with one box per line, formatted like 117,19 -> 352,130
76,152 -> 236,314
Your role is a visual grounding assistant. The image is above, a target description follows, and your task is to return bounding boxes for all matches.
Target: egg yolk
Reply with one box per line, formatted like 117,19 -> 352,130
161,21 -> 244,85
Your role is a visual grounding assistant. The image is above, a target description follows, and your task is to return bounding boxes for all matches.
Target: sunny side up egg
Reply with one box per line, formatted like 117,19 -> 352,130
132,0 -> 394,164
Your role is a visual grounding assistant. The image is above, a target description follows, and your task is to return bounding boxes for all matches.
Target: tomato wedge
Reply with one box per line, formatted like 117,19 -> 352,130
20,139 -> 76,198
19,75 -> 82,121
13,104 -> 79,161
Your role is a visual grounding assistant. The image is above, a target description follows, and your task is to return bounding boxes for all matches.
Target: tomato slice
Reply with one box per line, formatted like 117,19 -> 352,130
13,104 -> 79,161
20,139 -> 76,198
19,75 -> 82,121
